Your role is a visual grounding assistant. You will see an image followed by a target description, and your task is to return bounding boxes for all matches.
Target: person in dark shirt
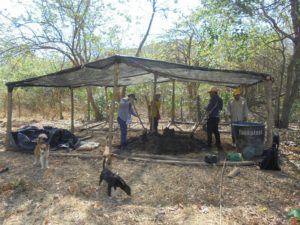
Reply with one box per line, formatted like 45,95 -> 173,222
205,87 -> 223,149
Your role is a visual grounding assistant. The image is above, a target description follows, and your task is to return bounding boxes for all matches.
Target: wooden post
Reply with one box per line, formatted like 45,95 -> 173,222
240,84 -> 246,96
87,89 -> 90,121
5,86 -> 13,147
144,95 -> 151,124
196,95 -> 201,122
70,88 -> 74,133
151,74 -> 157,132
171,80 -> 175,123
108,63 -> 119,154
121,86 -> 126,98
264,77 -> 274,147
105,86 -> 109,122
161,96 -> 164,117
180,97 -> 183,121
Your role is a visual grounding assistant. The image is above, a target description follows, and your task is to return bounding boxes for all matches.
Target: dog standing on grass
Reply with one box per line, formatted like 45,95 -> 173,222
99,157 -> 131,197
33,133 -> 50,169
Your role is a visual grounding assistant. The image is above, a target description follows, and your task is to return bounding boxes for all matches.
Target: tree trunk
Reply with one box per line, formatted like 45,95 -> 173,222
279,63 -> 300,127
135,0 -> 156,57
279,46 -> 300,127
119,1 -> 157,100
278,0 -> 300,128
186,82 -> 200,120
274,38 -> 286,127
86,87 -> 102,121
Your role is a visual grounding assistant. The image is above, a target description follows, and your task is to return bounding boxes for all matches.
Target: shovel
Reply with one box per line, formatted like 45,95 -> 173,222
132,103 -> 148,141
190,114 -> 207,138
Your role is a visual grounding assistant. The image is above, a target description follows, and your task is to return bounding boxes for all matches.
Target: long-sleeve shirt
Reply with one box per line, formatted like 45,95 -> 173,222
227,97 -> 248,122
118,97 -> 137,123
206,95 -> 223,118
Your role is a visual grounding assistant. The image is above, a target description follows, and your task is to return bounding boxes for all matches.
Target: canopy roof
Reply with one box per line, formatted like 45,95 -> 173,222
6,55 -> 270,90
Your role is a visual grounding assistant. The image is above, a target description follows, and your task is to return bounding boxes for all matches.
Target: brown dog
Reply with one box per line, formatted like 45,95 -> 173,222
33,134 -> 50,169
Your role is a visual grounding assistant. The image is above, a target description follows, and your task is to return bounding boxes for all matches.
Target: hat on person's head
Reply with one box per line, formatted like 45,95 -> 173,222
208,87 -> 218,93
233,88 -> 241,96
128,93 -> 137,100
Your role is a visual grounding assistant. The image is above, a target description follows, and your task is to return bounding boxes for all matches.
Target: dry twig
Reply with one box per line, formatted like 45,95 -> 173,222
219,158 -> 227,225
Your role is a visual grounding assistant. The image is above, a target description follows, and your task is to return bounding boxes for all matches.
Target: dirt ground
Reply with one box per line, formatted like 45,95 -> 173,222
0,119 -> 299,225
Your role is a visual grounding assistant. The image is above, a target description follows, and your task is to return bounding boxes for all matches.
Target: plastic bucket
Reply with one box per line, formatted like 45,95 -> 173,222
232,122 -> 265,160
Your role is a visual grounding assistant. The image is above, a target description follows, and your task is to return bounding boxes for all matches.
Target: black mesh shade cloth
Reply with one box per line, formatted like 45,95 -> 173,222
6,55 -> 270,89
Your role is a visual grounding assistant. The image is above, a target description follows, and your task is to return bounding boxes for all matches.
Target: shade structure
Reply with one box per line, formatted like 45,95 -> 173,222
4,55 -> 275,149
6,55 -> 270,89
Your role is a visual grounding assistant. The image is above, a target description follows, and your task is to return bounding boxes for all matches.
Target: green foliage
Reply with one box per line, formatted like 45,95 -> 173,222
291,97 -> 300,122
95,90 -> 107,117
0,0 -> 298,123
220,91 -> 231,109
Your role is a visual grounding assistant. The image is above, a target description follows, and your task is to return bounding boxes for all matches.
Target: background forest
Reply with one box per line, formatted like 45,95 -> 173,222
0,0 -> 299,127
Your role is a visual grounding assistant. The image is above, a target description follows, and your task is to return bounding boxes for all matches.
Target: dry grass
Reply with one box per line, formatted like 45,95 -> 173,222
0,119 -> 299,225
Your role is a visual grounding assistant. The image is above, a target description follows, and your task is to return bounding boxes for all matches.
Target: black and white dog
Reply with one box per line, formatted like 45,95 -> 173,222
99,158 -> 131,197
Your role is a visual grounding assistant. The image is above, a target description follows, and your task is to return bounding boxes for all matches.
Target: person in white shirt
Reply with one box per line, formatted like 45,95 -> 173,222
117,94 -> 137,150
227,88 -> 249,146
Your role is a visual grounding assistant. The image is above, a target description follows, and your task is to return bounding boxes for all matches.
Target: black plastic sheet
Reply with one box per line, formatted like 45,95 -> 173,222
10,126 -> 80,152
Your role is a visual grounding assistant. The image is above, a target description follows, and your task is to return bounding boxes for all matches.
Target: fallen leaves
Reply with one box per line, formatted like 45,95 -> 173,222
259,206 -> 268,213
92,201 -> 103,209
67,184 -> 77,194
290,217 -> 300,225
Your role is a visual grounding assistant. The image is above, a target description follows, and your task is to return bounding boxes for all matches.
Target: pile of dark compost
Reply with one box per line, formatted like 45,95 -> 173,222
126,128 -> 207,155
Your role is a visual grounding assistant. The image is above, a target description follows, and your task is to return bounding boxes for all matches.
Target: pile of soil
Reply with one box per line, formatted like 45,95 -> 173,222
126,128 -> 207,155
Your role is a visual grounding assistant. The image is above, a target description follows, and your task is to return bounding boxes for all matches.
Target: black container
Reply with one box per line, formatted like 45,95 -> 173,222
232,122 -> 265,160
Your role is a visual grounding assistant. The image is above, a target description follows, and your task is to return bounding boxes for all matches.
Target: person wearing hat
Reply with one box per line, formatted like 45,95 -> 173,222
149,94 -> 161,133
205,87 -> 223,149
117,93 -> 138,150
227,88 -> 249,146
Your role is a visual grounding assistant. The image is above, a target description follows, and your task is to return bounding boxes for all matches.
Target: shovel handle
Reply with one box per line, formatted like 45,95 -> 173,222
132,103 -> 146,130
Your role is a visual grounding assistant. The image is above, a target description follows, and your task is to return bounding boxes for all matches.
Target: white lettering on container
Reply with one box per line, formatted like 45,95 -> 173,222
239,129 -> 263,136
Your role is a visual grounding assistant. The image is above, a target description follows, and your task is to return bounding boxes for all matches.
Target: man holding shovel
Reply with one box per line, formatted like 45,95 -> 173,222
206,87 -> 223,149
117,94 -> 138,150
